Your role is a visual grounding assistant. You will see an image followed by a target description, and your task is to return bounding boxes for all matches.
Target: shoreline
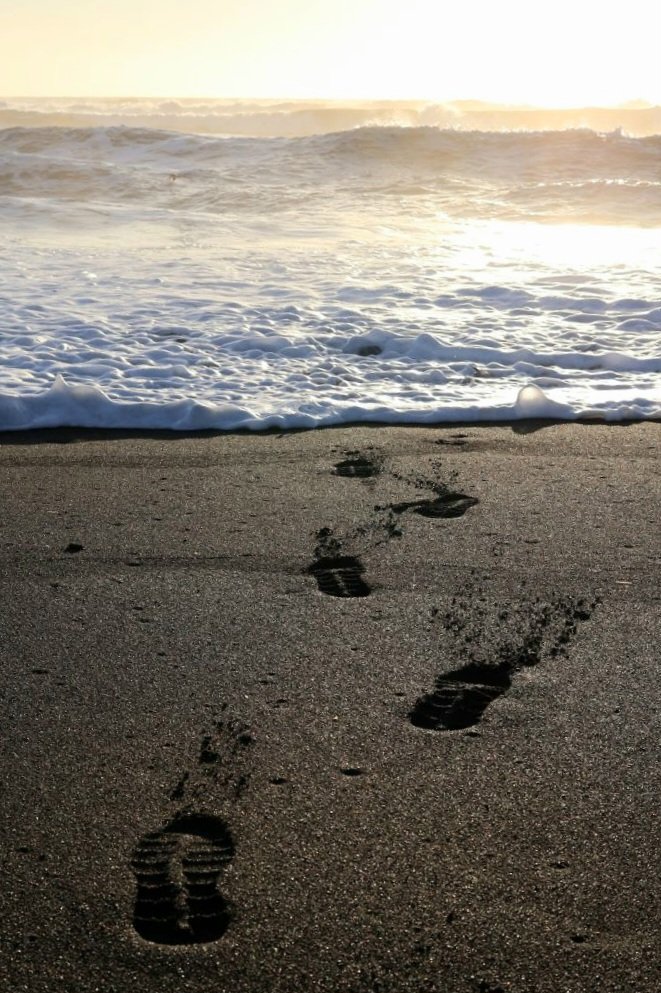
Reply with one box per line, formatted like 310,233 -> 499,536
1,421 -> 659,992
1,412 -> 660,443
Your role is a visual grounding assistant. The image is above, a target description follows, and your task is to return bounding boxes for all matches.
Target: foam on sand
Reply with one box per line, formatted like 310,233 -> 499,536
0,375 -> 657,432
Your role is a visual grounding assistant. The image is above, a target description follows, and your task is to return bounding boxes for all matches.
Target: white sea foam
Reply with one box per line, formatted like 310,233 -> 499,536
1,102 -> 660,431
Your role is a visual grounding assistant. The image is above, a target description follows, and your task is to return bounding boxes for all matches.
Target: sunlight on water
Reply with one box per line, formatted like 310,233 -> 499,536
0,106 -> 659,429
485,220 -> 659,270
418,218 -> 661,302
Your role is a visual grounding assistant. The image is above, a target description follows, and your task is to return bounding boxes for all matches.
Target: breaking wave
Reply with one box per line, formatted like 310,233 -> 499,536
2,123 -> 661,225
2,96 -> 661,137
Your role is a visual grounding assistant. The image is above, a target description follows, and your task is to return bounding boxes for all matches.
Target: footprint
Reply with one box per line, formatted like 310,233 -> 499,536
308,556 -> 371,598
131,812 -> 234,945
386,492 -> 479,521
410,596 -> 596,732
435,436 -> 470,447
333,455 -> 381,479
413,493 -> 479,519
409,661 -> 513,731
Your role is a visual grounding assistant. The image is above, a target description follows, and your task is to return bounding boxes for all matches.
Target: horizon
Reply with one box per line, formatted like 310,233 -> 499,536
1,94 -> 658,112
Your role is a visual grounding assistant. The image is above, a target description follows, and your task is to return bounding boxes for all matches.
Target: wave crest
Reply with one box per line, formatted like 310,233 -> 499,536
2,119 -> 660,226
2,96 -> 661,137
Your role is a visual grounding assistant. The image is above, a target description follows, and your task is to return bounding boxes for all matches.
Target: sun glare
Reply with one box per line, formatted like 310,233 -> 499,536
487,221 -> 658,272
0,0 -> 660,105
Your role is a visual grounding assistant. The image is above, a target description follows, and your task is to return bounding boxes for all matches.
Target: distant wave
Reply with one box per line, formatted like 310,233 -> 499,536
302,125 -> 661,177
1,96 -> 661,138
3,121 -> 660,168
2,123 -> 660,226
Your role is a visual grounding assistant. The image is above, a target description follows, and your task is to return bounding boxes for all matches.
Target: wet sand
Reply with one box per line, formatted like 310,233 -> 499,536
0,422 -> 659,993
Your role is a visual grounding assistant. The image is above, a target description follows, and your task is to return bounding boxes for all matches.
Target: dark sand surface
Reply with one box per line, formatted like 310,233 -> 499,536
0,422 -> 659,993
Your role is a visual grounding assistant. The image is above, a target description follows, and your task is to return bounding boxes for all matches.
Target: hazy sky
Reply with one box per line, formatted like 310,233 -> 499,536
2,0 -> 660,106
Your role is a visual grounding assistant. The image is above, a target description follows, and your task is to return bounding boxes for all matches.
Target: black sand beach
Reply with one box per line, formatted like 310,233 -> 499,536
0,422 -> 659,992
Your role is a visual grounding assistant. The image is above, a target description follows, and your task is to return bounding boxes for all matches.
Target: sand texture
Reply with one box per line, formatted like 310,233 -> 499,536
0,422 -> 659,992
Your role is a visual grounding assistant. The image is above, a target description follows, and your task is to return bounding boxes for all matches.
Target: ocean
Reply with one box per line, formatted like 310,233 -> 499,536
1,97 -> 660,430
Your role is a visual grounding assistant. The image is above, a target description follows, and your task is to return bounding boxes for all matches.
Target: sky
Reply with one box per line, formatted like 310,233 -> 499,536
1,0 -> 660,107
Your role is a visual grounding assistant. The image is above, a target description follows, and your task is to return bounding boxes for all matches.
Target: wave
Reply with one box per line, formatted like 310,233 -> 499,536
2,123 -> 660,226
3,121 -> 660,171
2,97 -> 661,137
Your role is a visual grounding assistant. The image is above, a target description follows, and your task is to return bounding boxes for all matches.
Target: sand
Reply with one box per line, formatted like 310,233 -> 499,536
0,421 -> 659,993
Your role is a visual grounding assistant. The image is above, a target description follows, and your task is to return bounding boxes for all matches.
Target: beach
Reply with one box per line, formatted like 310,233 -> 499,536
0,420 -> 659,992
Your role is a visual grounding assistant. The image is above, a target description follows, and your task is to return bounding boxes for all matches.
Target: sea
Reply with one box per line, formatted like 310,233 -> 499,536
1,97 -> 660,430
